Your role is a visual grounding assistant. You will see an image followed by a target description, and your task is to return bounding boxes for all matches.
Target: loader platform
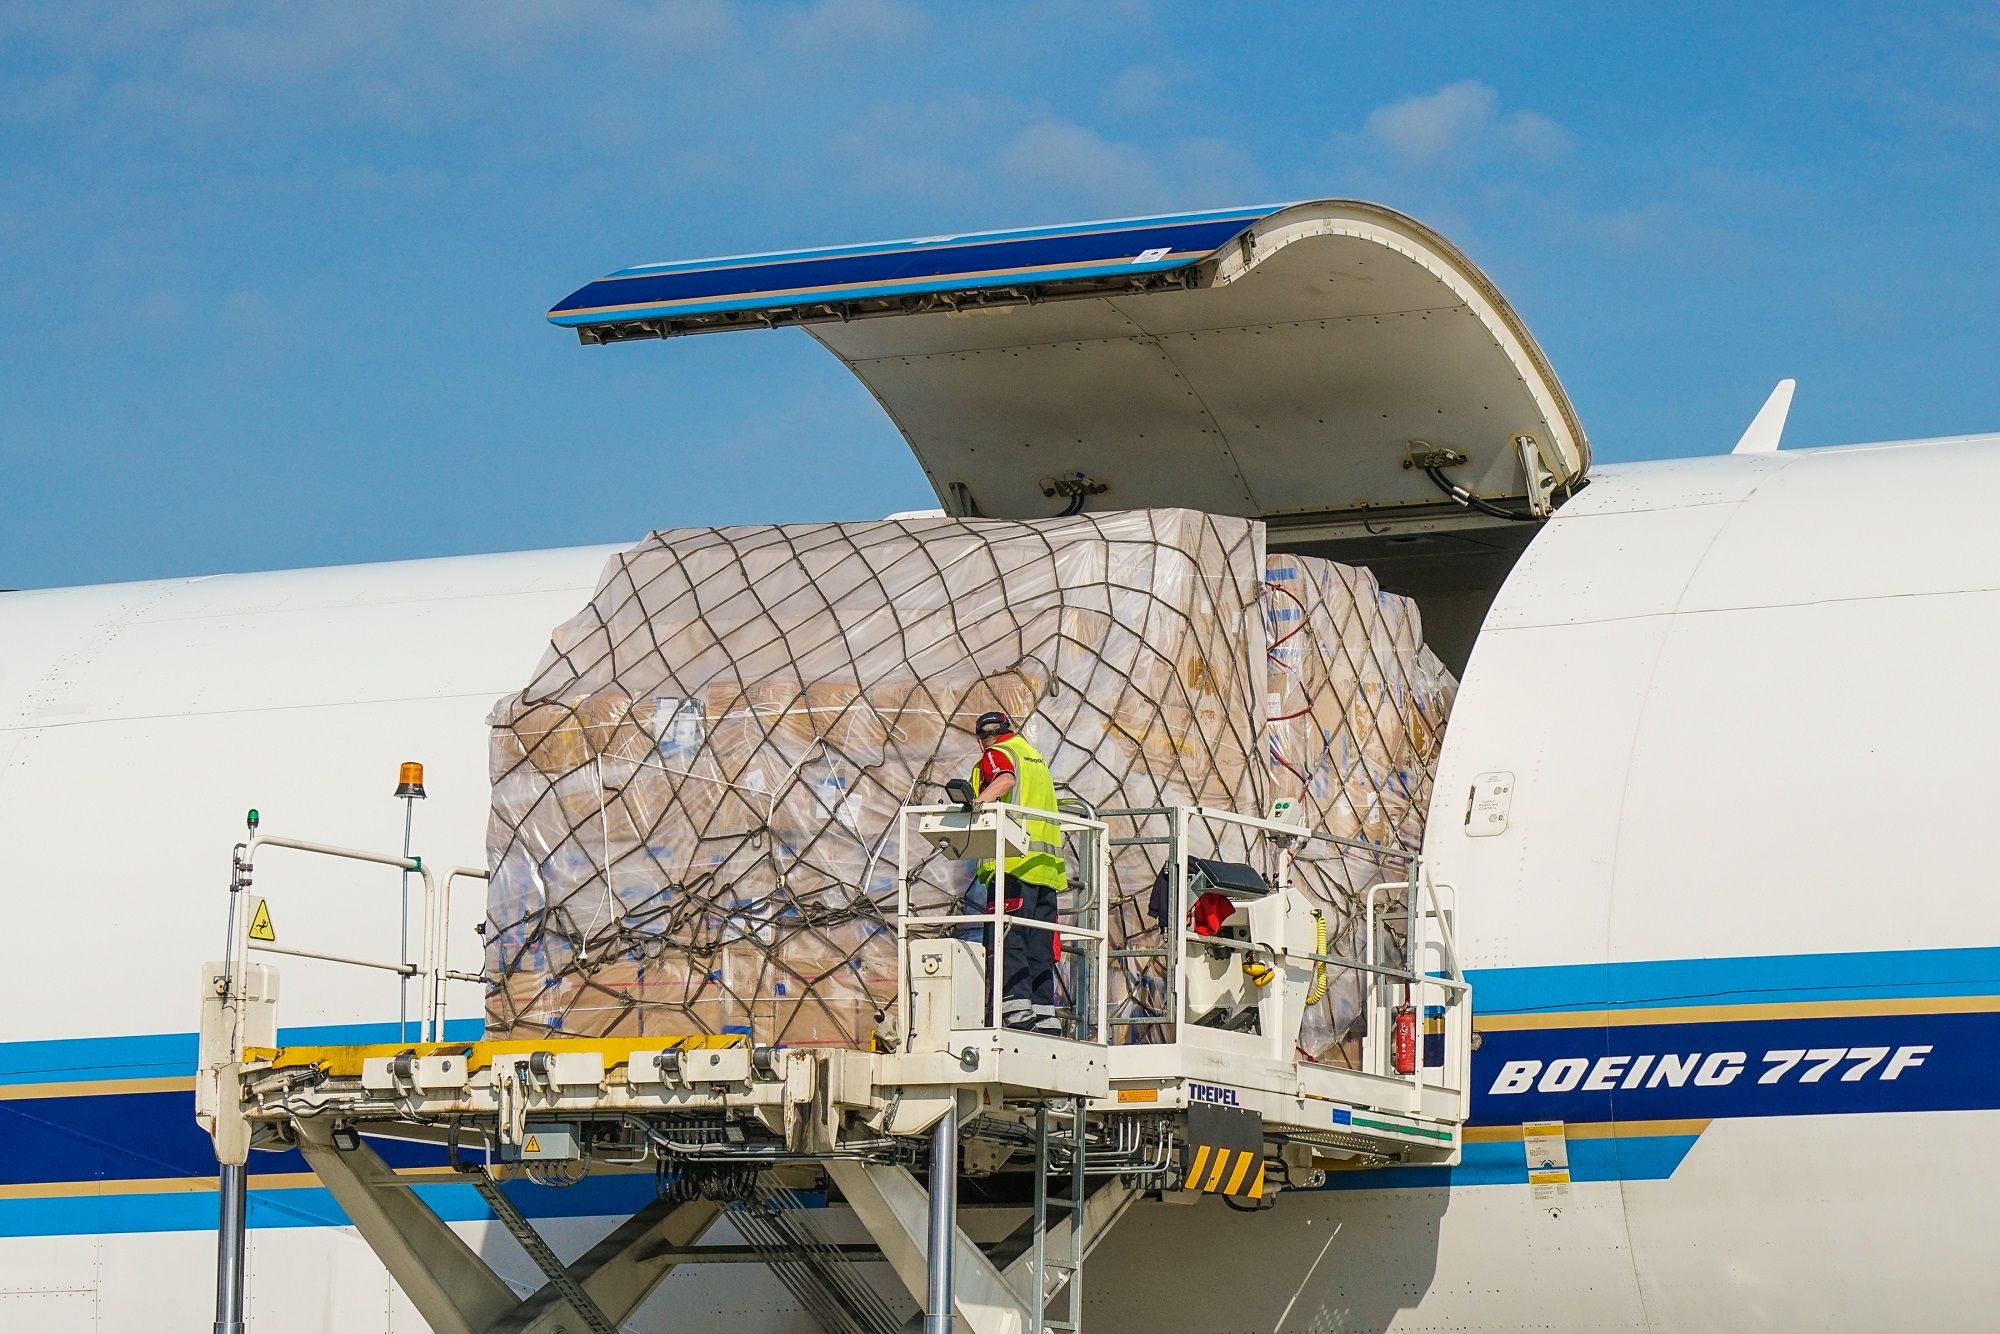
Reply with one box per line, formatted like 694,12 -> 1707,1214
199,804 -> 1468,1333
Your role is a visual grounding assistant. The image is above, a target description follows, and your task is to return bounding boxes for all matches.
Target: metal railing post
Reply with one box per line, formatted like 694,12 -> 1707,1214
1095,823 -> 1109,1043
990,810 -> 1007,1030
897,808 -> 911,1047
1363,883 -> 1382,1078
399,797 -> 416,1042
1170,806 -> 1188,1035
433,867 -> 489,1042
1407,868 -> 1427,1113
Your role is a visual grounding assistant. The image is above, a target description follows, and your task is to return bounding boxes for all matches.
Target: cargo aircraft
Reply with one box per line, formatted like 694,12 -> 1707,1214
3,201 -> 1994,1331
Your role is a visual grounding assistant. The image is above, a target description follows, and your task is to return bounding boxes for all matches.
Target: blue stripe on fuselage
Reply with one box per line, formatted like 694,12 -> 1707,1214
1467,1009 -> 1989,1125
0,1094 -> 452,1187
1468,946 -> 2000,1015
1321,1132 -> 1702,1192
6,946 -> 1999,1234
0,1019 -> 483,1087
0,1172 -> 661,1240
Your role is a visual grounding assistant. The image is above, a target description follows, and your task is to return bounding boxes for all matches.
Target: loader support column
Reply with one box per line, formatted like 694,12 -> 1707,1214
826,1152 -> 1029,1334
926,1100 -> 958,1333
508,1195 -> 725,1333
293,1121 -> 519,1334
213,1161 -> 247,1334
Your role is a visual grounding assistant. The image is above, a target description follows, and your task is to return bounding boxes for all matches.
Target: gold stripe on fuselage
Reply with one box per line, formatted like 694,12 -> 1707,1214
1474,994 -> 2000,1032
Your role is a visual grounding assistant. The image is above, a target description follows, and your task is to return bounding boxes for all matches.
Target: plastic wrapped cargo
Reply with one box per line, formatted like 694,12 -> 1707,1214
1264,557 -> 1457,1063
483,509 -> 1453,1057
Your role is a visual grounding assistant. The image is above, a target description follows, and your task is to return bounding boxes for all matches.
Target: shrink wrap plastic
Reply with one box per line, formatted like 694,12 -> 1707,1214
484,510 -> 1453,1060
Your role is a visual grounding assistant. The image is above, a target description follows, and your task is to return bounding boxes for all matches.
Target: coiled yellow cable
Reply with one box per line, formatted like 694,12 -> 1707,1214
1304,910 -> 1328,1006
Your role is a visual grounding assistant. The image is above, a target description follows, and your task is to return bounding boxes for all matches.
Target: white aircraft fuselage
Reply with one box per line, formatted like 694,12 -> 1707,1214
5,201 -> 1993,1331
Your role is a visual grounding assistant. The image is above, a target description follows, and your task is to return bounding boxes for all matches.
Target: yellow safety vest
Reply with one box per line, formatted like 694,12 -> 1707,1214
969,733 -> 1067,891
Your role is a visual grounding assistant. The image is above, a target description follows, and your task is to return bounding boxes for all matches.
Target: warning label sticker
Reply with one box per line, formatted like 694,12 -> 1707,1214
247,899 -> 277,943
1523,1119 -> 1572,1216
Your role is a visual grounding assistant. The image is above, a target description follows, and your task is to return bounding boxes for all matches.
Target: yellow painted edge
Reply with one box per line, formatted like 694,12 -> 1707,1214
1464,1118 -> 1712,1144
0,1075 -> 196,1102
1474,994 -> 2000,1032
261,1033 -> 748,1077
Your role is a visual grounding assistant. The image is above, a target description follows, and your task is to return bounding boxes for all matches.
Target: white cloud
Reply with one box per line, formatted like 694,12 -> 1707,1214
132,290 -> 186,329
217,289 -> 279,335
822,94 -> 1264,220
782,0 -> 926,50
1472,181 -> 1745,269
997,120 -> 1164,204
1099,63 -> 1184,118
1346,80 -> 1571,172
0,70 -> 95,124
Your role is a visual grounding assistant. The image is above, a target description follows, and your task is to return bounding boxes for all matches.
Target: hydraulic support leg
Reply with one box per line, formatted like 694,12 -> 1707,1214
212,1161 -> 247,1334
926,1101 -> 958,1334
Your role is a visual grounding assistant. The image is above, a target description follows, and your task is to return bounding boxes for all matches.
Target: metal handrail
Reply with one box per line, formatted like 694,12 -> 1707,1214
1193,931 -> 1470,993
224,834 -> 457,1064
896,802 -> 1112,1043
1362,869 -> 1469,1109
1095,805 -> 1470,1109
918,915 -> 1106,939
1100,806 -> 1415,862
247,942 -> 415,976
433,866 -> 490,1041
1099,804 -> 1314,1059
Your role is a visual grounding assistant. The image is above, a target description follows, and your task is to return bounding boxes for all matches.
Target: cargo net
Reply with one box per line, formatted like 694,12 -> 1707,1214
484,509 -> 1454,1065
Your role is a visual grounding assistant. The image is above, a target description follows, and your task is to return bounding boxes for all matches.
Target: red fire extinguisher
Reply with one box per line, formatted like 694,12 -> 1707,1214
1392,1004 -> 1417,1074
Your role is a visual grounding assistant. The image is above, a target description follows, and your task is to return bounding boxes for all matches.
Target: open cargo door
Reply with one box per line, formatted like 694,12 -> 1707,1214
550,200 -> 1588,536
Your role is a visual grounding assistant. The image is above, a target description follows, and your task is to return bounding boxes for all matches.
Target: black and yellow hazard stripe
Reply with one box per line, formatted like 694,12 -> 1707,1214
1182,1101 -> 1267,1200
1183,1143 -> 1266,1199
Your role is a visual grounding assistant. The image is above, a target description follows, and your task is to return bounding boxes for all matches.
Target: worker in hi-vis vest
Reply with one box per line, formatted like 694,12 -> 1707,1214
968,710 -> 1068,1035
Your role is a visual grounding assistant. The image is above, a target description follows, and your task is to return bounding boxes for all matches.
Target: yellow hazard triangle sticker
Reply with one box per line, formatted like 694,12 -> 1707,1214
524,1136 -> 540,1154
247,900 -> 277,943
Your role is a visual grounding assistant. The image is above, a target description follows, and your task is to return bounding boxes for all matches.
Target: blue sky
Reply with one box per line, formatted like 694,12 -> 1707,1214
3,1 -> 1996,589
